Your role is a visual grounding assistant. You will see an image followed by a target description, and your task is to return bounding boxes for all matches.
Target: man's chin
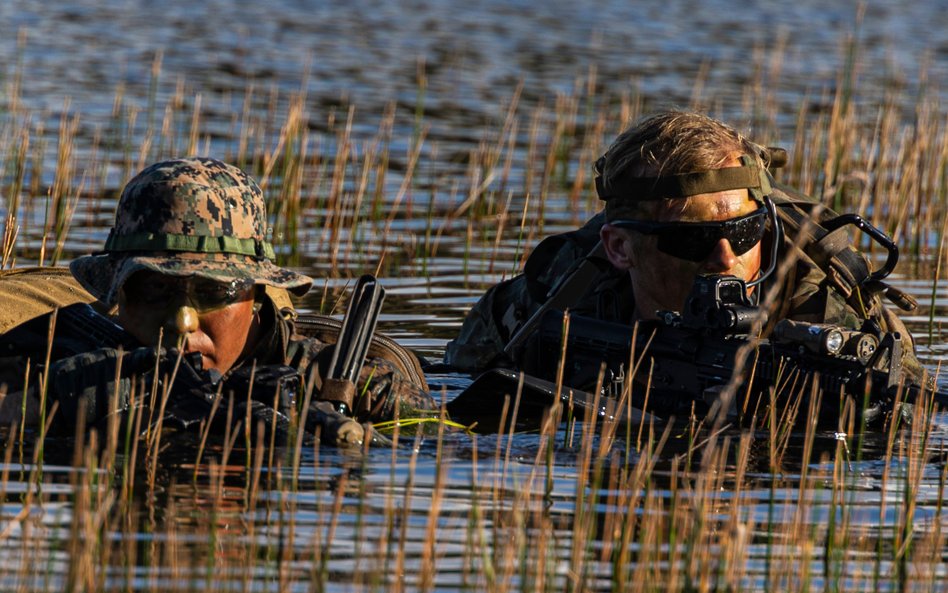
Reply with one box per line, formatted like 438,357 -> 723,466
171,347 -> 216,372
197,353 -> 218,372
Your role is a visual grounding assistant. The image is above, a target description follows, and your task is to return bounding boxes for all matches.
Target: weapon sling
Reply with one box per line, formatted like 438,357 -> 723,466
504,240 -> 609,357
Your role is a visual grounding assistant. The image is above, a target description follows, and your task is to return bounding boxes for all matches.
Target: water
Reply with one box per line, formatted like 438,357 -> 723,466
1,1 -> 948,591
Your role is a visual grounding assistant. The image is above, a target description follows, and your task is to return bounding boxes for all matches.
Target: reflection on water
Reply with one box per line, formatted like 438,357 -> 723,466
1,0 -> 948,591
3,417 -> 948,591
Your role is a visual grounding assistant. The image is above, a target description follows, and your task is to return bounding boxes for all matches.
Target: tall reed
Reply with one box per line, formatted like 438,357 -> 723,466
0,27 -> 947,593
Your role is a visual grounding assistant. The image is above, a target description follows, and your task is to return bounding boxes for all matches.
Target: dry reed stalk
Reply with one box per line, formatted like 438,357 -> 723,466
392,428 -> 426,593
593,455 -> 622,565
570,111 -> 606,216
325,106 -> 355,271
4,124 -> 30,219
2,36 -> 948,593
417,405 -> 450,592
120,379 -> 147,509
518,102 -> 547,258
340,136 -> 377,267
723,432 -> 755,588
0,213 -> 19,270
36,105 -> 78,267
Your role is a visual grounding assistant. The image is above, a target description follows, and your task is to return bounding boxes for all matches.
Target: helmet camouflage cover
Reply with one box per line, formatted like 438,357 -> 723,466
70,157 -> 313,306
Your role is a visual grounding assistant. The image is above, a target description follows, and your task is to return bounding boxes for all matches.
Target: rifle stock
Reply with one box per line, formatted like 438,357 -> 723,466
0,302 -> 140,360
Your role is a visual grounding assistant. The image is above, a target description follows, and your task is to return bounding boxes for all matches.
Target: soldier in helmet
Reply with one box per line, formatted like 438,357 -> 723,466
1,157 -> 436,443
445,111 -> 924,388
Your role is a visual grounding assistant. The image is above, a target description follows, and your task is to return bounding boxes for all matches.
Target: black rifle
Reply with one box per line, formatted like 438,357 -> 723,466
445,367 -> 655,433
525,274 -> 947,425
0,302 -> 140,361
320,274 -> 386,416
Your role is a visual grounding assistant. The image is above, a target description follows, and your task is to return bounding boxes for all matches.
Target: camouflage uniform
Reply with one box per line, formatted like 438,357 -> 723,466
1,158 -> 436,432
444,183 -> 925,383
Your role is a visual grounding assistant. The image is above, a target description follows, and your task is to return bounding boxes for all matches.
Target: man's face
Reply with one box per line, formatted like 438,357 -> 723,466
117,271 -> 259,374
601,188 -> 763,320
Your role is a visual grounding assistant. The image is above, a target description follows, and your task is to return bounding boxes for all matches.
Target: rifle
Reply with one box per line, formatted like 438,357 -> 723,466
523,274 -> 947,426
445,367 -> 655,433
0,302 -> 140,361
320,274 -> 386,416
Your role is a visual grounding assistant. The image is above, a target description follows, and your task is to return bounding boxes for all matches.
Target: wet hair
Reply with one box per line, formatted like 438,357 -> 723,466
600,110 -> 765,219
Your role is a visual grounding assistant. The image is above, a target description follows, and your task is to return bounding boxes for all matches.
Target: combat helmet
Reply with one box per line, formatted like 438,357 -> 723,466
70,157 -> 313,306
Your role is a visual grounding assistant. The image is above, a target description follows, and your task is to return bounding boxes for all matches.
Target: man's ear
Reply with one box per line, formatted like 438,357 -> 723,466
600,224 -> 635,271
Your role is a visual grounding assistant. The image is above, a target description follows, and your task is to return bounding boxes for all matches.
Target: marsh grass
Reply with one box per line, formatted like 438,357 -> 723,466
1,32 -> 947,593
4,55 -> 947,289
3,354 -> 945,592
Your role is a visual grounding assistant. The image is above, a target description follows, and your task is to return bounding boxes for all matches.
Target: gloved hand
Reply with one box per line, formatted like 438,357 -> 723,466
48,346 -> 161,429
303,400 -> 395,448
307,400 -> 365,447
133,350 -> 228,434
161,349 -> 222,396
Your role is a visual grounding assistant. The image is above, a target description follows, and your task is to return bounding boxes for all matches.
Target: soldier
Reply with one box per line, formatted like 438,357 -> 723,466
445,110 -> 924,383
1,157 -> 436,443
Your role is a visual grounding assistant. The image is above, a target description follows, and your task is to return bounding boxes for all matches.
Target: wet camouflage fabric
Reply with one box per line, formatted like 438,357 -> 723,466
70,157 -> 312,306
1,291 -> 436,431
261,302 -> 438,423
444,201 -> 924,383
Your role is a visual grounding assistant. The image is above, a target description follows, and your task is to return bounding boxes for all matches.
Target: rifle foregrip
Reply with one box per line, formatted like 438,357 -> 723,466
320,377 -> 357,413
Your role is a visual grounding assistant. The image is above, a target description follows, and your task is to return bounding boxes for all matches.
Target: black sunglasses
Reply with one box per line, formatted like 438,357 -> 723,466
123,276 -> 256,312
611,206 -> 768,262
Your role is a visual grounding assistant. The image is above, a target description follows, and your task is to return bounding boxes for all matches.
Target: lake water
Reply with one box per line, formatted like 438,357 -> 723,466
1,1 -> 947,591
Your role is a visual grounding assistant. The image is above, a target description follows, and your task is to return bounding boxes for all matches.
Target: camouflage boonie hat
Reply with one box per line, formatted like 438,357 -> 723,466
70,157 -> 313,306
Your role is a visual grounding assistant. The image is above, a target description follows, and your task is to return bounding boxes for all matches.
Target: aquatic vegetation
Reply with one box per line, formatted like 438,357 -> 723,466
0,19 -> 947,593
1,376 -> 946,592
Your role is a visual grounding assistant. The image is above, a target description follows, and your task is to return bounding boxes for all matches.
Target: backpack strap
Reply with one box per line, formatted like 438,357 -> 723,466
773,193 -> 917,314
523,215 -> 605,303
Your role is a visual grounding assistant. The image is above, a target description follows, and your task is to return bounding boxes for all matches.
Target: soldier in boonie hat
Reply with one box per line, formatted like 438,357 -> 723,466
71,157 -> 312,306
70,157 -> 313,375
4,157 -> 437,440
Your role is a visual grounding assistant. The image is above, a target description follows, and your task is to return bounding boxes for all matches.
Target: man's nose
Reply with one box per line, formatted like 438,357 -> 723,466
702,238 -> 739,273
163,305 -> 200,336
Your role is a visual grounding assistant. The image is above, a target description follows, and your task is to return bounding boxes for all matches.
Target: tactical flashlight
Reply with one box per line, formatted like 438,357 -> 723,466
772,319 -> 845,356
